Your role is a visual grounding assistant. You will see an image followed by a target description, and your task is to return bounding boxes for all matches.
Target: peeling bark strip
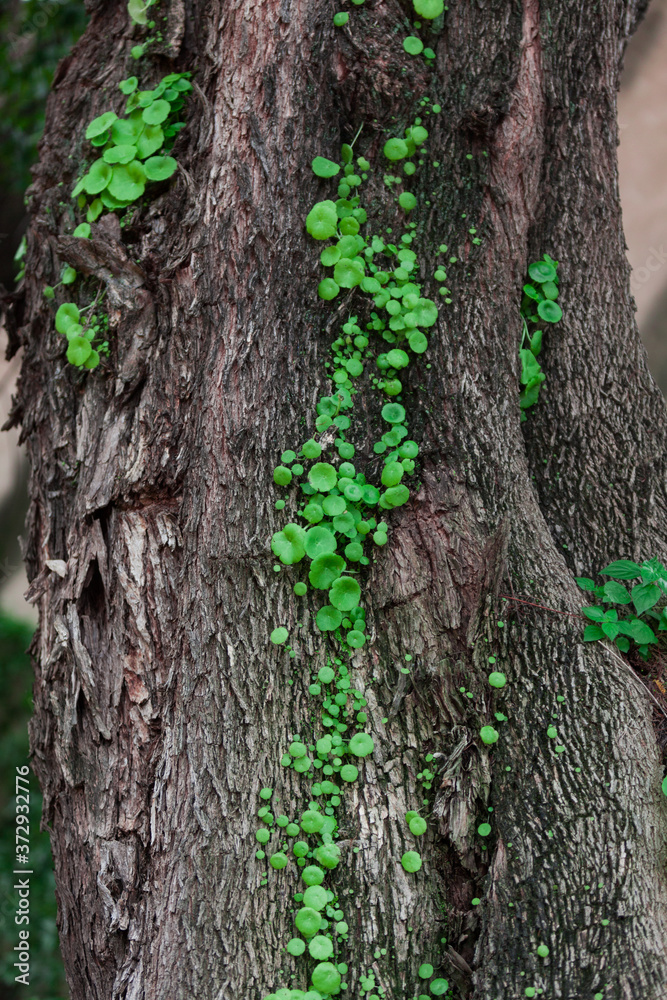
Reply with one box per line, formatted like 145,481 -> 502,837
3,0 -> 667,997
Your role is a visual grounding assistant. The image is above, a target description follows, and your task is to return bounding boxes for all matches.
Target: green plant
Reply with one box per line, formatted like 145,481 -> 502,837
258,89 -> 466,994
44,70 -> 191,373
72,71 -> 191,221
518,255 -> 562,419
577,558 -> 667,658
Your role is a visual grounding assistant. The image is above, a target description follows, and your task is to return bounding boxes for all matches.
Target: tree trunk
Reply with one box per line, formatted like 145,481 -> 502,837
4,0 -> 667,997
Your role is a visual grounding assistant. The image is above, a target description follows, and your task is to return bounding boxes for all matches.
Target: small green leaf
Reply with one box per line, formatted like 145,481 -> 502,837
142,99 -> 171,125
143,155 -> 178,181
582,606 -> 605,622
66,336 -> 92,367
537,299 -> 563,323
85,111 -> 118,139
83,159 -> 112,195
55,303 -> 80,334
312,156 -> 340,178
128,0 -> 149,24
575,577 -> 596,591
306,200 -> 339,240
528,260 -> 557,283
103,145 -> 138,165
583,624 -> 604,641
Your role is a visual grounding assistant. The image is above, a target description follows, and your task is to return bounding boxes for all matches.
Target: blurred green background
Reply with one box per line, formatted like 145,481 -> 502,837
1,6 -> 87,998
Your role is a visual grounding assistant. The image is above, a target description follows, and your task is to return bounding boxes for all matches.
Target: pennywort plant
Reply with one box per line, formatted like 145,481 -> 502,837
72,71 -> 191,222
577,558 -> 667,658
259,90 -> 458,996
519,255 -> 562,418
44,70 -> 191,373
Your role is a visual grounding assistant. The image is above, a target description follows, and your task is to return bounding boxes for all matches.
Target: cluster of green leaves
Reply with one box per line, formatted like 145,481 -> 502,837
518,255 -> 562,419
53,301 -> 109,371
271,132 -> 437,656
577,558 -> 667,658
262,119 -> 446,998
72,72 -> 191,222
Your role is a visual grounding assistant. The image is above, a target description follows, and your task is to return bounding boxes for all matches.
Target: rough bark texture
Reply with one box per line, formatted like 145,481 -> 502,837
4,0 -> 667,997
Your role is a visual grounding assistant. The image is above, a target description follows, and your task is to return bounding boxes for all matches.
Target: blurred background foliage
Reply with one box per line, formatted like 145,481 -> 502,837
0,0 -> 87,286
1,6 -> 87,998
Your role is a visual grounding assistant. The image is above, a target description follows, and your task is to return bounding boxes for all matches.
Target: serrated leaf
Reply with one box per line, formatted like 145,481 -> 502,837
631,582 -> 661,616
599,560 -> 642,580
602,581 -> 632,605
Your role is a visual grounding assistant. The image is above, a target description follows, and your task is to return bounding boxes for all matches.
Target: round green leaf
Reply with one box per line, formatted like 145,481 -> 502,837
103,145 -> 138,165
329,576 -> 361,612
312,156 -> 340,178
528,260 -> 557,283
430,980 -> 449,996
55,303 -> 80,335
66,336 -> 92,367
413,0 -> 444,17
318,278 -> 340,300
111,116 -> 144,144
316,604 -> 343,632
320,246 -> 341,267
308,936 -> 334,961
119,76 -> 138,95
381,402 -> 406,424
346,629 -> 366,648
384,138 -> 409,161
303,885 -> 328,910
143,155 -> 178,181
537,299 -> 562,323
348,732 -> 374,757
309,462 -> 338,492
401,850 -> 422,872
83,159 -> 112,195
309,553 -> 345,590
135,124 -> 165,159
399,191 -> 417,211
306,200 -> 338,240
404,36 -> 424,55
488,672 -> 507,688
334,258 -> 365,289
409,815 -> 427,836
295,907 -> 321,937
142,100 -> 171,125
271,523 -> 307,564
109,161 -> 146,201
305,526 -> 338,559
270,626 -> 289,644
480,726 -> 499,745
311,962 -> 341,994
85,111 -> 117,139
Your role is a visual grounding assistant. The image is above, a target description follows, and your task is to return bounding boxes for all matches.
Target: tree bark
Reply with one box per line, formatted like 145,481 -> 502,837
4,0 -> 667,997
